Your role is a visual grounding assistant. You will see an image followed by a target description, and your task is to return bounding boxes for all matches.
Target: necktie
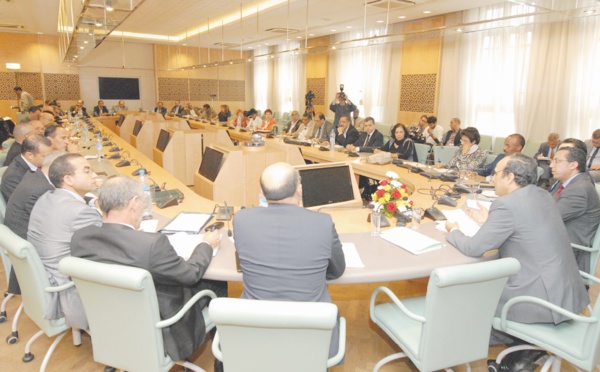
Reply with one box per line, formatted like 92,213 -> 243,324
555,185 -> 564,200
363,134 -> 370,147
549,147 -> 555,160
316,127 -> 321,139
588,147 -> 599,169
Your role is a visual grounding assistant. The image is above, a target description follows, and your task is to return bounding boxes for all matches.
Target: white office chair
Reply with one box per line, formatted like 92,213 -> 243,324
0,165 -> 7,223
59,256 -> 215,372
414,143 -> 432,164
209,297 -> 346,372
492,137 -> 506,155
489,271 -> 600,372
522,140 -> 541,158
486,154 -> 497,168
433,146 -> 459,165
370,257 -> 521,371
0,232 -> 22,344
0,224 -> 80,371
479,135 -> 493,153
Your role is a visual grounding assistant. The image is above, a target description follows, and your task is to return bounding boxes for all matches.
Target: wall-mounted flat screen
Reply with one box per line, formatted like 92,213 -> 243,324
99,77 -> 140,100
116,114 -> 125,127
132,120 -> 143,136
156,129 -> 171,152
298,164 -> 356,208
198,147 -> 225,182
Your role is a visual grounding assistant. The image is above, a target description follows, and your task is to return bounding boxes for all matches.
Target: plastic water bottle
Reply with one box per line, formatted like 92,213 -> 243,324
138,169 -> 154,219
329,129 -> 335,151
67,110 -> 73,123
82,125 -> 90,142
94,133 -> 103,160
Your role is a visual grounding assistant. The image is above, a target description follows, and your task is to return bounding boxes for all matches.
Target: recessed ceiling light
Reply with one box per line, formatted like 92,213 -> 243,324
37,32 -> 43,35
456,27 -> 463,32
309,33 -> 314,36
423,10 -> 432,14
247,58 -> 252,62
79,46 -> 84,49
95,22 -> 103,27
376,20 -> 384,23
346,26 -> 352,29
203,64 -> 207,67
584,9 -> 596,14
398,16 -> 406,19
296,36 -> 303,39
331,46 -> 336,50
330,29 -> 337,32
229,61 -> 233,64
270,55 -> 274,58
182,43 -> 187,46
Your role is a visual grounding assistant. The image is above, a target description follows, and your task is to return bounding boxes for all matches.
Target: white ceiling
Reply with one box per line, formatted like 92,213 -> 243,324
1,0 -> 599,50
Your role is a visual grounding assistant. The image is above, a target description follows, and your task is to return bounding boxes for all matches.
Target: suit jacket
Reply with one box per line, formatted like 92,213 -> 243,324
283,119 -> 301,134
551,172 -> 600,273
5,170 -> 54,239
233,204 -> 346,357
170,105 -> 183,115
154,107 -> 168,116
447,185 -> 589,324
93,106 -> 109,117
352,129 -> 384,153
307,121 -> 334,142
3,140 -> 21,167
478,153 -> 505,177
442,129 -> 461,146
71,223 -> 214,361
335,125 -> 360,147
68,106 -> 89,117
27,188 -> 102,329
1,155 -> 32,202
111,105 -> 128,114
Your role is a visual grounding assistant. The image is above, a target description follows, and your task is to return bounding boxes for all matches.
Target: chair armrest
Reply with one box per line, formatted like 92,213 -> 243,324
499,296 -> 596,331
370,286 -> 426,323
327,317 -> 346,367
580,271 -> 600,285
212,331 -> 223,362
45,281 -> 75,293
571,243 -> 598,253
156,289 -> 216,329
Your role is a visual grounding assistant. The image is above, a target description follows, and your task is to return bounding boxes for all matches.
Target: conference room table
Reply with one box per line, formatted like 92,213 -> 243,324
90,116 -> 496,284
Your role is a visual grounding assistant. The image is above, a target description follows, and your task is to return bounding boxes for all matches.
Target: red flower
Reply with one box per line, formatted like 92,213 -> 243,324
376,189 -> 386,197
409,200 -> 414,205
401,184 -> 407,189
391,189 -> 401,199
380,180 -> 388,186
386,202 -> 397,213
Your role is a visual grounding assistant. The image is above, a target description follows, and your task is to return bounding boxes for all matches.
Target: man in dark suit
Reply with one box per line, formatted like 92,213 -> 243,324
68,99 -> 89,117
306,112 -> 333,143
442,118 -> 462,146
153,101 -> 168,116
233,163 -> 346,359
550,147 -> 600,273
478,133 -> 525,177
169,100 -> 183,116
71,175 -> 227,363
1,134 -> 52,202
4,122 -> 33,167
93,100 -> 109,117
534,132 -> 560,186
346,117 -> 384,153
446,153 -> 588,368
334,114 -> 359,147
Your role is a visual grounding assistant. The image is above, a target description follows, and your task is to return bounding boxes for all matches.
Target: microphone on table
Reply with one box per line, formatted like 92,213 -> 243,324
425,200 -> 446,221
224,201 -> 232,237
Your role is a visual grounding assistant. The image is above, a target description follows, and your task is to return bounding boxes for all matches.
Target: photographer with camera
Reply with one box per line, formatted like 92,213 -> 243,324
329,84 -> 357,128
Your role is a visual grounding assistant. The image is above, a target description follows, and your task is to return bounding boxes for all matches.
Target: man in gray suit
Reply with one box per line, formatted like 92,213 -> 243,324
71,176 -> 226,363
233,162 -> 346,360
1,134 -> 52,202
585,129 -> 600,182
446,154 -> 588,341
306,112 -> 333,143
550,147 -> 600,273
534,132 -> 560,186
28,153 -> 102,330
346,117 -> 384,153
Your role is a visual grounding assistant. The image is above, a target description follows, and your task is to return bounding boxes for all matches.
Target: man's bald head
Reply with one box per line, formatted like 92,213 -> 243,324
40,112 -> 55,125
13,122 -> 33,142
260,162 -> 301,202
29,120 -> 45,136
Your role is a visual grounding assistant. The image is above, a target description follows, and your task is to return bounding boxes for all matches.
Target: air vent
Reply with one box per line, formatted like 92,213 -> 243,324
0,23 -> 26,30
366,0 -> 415,10
265,27 -> 300,34
214,42 -> 240,48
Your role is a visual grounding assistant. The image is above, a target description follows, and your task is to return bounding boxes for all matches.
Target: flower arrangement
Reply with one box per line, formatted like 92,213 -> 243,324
371,171 -> 413,218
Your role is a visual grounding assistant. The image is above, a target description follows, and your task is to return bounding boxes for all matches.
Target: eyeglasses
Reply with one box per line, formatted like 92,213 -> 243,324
550,158 -> 569,165
492,168 -> 505,177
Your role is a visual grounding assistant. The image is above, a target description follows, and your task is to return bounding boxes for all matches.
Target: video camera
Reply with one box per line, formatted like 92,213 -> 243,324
339,84 -> 346,100
305,90 -> 315,105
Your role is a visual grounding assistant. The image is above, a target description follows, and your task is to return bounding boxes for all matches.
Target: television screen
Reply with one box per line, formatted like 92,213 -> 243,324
299,165 -> 355,208
116,114 -> 125,127
99,77 -> 140,100
132,120 -> 143,136
156,129 -> 171,152
198,147 -> 225,182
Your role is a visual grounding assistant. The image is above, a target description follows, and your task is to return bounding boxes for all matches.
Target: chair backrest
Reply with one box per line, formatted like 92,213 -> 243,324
0,230 -> 12,285
479,135 -> 493,153
59,256 -> 170,372
433,146 -> 459,165
0,165 -> 7,224
0,224 -> 67,336
486,153 -> 497,167
492,137 -> 506,155
209,297 -> 337,372
536,166 -> 544,182
522,140 -> 540,158
419,257 -> 520,371
414,143 -> 431,164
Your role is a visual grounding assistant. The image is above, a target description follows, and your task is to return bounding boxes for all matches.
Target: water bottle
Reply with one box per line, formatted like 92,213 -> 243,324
138,169 -> 154,219
67,110 -> 73,123
82,125 -> 90,142
94,133 -> 103,160
329,129 -> 335,151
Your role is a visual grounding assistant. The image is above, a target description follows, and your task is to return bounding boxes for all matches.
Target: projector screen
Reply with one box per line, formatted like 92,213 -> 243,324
99,77 -> 140,100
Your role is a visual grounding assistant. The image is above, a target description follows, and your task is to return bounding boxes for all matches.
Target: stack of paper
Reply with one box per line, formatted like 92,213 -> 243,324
341,243 -> 365,268
379,227 -> 445,255
442,209 -> 481,237
167,232 -> 219,259
160,212 -> 212,234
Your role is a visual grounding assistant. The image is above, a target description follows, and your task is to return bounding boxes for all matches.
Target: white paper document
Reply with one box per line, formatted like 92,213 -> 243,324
466,200 -> 492,210
442,209 -> 481,237
341,243 -> 365,268
379,227 -> 445,255
167,232 -> 219,259
160,212 -> 212,234
139,219 -> 158,233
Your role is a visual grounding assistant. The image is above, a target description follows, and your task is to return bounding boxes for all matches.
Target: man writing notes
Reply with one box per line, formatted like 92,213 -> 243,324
445,153 -> 588,370
233,162 -> 346,360
333,114 -> 359,147
346,117 -> 384,153
71,176 -> 227,365
550,147 -> 600,274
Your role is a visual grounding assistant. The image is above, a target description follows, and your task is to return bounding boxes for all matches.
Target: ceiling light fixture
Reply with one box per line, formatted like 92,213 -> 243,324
398,16 -> 406,19
376,20 -> 384,23
584,9 -> 596,15
330,29 -> 337,32
6,63 -> 21,70
456,27 -> 463,32
95,22 -> 103,27
105,0 -> 114,11
423,10 -> 432,14
346,26 -> 352,29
